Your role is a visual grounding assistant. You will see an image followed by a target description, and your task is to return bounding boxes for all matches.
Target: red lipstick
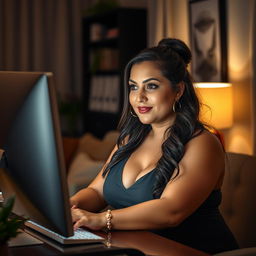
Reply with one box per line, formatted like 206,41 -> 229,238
138,107 -> 152,114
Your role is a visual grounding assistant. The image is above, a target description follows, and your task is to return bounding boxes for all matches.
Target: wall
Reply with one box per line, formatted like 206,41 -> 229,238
154,0 -> 255,155
169,0 -> 190,46
224,0 -> 254,155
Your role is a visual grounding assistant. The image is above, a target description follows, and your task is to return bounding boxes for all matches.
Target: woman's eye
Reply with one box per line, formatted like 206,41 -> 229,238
129,84 -> 137,90
147,83 -> 159,90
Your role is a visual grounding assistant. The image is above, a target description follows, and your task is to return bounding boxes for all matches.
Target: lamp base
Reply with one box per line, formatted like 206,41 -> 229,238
210,128 -> 225,150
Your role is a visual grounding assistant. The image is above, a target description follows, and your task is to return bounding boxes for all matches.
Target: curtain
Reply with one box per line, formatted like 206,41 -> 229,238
251,0 -> 256,154
0,0 -> 93,98
147,0 -> 172,47
147,0 -> 190,48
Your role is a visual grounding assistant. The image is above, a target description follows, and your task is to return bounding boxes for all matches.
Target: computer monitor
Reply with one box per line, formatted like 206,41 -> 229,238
0,71 -> 73,237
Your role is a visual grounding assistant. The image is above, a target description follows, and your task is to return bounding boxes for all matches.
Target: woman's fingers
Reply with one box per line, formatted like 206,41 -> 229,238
71,208 -> 83,222
71,208 -> 105,230
73,216 -> 88,230
71,205 -> 77,209
71,208 -> 89,230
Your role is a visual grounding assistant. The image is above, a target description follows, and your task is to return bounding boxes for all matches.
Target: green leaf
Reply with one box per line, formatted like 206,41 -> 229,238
0,196 -> 15,221
0,196 -> 26,243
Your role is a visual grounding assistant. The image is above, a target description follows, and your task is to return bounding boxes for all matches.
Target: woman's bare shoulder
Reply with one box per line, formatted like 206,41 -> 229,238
181,129 -> 225,168
188,129 -> 224,151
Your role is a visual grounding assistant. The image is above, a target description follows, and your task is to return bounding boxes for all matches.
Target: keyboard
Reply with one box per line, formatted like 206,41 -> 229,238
25,220 -> 105,244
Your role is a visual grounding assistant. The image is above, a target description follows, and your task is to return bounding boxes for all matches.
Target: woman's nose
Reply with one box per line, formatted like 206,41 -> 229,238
136,89 -> 147,102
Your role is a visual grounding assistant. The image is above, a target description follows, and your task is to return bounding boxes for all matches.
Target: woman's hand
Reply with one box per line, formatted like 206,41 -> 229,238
71,207 -> 106,231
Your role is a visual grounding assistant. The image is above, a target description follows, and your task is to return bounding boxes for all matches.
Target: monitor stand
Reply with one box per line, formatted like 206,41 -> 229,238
8,229 -> 43,247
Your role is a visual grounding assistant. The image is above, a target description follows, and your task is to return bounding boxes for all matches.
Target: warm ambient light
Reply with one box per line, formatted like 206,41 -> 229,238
194,82 -> 233,129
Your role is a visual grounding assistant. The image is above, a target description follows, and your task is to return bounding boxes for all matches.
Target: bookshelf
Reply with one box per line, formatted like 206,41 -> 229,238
82,8 -> 147,138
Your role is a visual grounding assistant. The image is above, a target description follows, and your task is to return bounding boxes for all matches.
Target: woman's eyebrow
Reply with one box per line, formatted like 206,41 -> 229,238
142,78 -> 160,83
129,79 -> 137,84
129,78 -> 160,84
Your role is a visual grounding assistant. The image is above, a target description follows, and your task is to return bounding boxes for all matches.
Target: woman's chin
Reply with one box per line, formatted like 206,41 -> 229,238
138,117 -> 153,125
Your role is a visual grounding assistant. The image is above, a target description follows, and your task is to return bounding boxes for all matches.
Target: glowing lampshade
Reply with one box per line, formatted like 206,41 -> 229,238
194,82 -> 233,129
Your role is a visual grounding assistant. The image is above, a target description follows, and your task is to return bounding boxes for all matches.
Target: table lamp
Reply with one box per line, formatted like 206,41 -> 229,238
194,82 -> 233,130
194,82 -> 233,147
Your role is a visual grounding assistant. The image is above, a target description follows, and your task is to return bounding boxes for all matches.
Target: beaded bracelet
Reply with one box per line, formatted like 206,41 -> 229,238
106,209 -> 112,231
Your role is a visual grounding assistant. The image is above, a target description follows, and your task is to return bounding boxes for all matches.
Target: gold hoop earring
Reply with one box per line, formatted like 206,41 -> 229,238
172,101 -> 181,113
172,103 -> 176,113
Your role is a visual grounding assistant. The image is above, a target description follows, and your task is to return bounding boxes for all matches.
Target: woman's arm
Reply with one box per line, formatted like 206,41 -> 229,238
70,145 -> 118,212
72,131 -> 225,230
70,186 -> 107,213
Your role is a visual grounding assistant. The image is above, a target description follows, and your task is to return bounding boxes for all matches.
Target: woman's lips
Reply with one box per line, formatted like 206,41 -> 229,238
138,107 -> 152,114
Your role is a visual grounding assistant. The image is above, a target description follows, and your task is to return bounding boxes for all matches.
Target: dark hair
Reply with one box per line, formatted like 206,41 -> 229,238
102,38 -> 205,198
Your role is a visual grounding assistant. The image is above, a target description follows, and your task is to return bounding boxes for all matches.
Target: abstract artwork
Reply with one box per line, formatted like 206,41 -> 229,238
189,0 -> 227,82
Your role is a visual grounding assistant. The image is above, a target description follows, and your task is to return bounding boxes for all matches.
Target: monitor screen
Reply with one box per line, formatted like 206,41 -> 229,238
0,71 -> 73,237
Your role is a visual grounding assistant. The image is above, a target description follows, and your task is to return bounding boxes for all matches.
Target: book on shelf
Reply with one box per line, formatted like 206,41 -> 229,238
90,22 -> 119,42
99,48 -> 119,71
90,48 -> 119,72
105,28 -> 119,39
90,23 -> 106,42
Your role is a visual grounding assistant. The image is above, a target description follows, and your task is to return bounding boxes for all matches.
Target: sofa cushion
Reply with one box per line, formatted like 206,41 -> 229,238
67,130 -> 119,194
76,131 -> 119,161
220,152 -> 256,248
67,152 -> 104,194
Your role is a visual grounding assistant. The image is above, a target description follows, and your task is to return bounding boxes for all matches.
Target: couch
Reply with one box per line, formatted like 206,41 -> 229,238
220,152 -> 256,250
63,130 -> 119,195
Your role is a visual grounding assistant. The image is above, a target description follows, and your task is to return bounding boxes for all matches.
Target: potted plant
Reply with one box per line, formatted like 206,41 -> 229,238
0,196 -> 25,254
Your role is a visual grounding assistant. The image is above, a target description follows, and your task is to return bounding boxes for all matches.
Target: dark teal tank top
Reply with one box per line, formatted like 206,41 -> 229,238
103,155 -> 221,209
103,156 -> 156,208
103,156 -> 239,254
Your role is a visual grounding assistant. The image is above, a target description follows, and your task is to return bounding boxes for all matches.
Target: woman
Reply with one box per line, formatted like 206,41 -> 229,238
70,38 -> 238,254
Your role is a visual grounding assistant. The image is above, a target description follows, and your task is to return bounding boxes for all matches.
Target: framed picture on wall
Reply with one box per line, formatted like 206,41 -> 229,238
189,0 -> 227,82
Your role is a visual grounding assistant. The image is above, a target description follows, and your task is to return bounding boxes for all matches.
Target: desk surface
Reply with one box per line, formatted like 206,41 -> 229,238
8,229 -> 210,256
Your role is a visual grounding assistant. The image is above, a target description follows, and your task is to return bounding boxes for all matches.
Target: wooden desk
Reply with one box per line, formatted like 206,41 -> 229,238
103,231 -> 210,256
8,229 -> 210,256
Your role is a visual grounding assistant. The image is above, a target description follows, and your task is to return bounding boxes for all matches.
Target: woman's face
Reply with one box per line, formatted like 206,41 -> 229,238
129,61 -> 180,127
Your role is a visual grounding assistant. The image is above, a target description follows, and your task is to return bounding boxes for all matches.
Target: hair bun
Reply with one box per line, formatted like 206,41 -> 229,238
158,38 -> 191,65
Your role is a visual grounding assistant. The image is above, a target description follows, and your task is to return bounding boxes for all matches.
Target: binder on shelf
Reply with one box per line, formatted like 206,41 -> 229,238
89,75 -> 119,114
103,76 -> 119,113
